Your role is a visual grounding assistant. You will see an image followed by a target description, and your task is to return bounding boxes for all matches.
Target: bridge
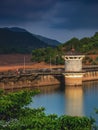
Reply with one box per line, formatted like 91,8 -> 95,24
0,65 -> 98,90
83,65 -> 98,71
0,65 -> 98,76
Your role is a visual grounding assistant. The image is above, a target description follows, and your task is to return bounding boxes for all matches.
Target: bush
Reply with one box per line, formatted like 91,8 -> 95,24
0,89 -> 93,130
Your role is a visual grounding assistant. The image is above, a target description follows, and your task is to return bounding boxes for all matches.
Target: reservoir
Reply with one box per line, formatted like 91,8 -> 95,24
29,80 -> 98,120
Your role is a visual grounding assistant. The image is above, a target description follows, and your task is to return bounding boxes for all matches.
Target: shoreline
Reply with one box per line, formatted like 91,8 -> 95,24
0,54 -> 63,72
0,62 -> 63,72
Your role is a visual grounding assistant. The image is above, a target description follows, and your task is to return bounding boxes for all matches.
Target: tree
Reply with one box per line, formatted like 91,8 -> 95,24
0,89 -> 93,130
0,89 -> 39,120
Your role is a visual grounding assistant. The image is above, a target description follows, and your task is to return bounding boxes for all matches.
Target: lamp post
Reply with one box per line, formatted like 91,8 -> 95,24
56,54 -> 58,66
23,56 -> 25,73
50,56 -> 52,72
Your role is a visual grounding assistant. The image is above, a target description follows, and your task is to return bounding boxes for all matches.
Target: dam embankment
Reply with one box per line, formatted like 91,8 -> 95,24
0,66 -> 98,90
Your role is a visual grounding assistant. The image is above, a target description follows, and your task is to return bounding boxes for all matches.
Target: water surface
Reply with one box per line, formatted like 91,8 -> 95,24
29,81 -> 98,120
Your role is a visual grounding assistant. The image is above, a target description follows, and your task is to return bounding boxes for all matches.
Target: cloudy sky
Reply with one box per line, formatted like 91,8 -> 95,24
0,0 -> 98,42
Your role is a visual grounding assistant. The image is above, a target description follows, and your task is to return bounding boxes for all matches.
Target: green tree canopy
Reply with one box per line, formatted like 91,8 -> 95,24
0,89 -> 93,130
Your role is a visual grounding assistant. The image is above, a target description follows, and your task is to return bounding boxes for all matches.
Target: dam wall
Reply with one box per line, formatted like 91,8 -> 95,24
83,71 -> 98,81
0,73 -> 64,90
0,69 -> 98,90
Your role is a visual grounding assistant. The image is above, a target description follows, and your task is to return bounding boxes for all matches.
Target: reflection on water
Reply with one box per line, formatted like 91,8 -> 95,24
35,86 -> 84,116
29,81 -> 98,117
65,86 -> 84,116
4,80 -> 98,117
32,85 -> 61,95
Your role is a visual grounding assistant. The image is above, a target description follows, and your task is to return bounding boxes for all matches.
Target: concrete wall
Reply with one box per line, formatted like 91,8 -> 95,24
65,77 -> 83,86
64,71 -> 98,86
83,71 -> 98,81
0,74 -> 63,90
63,55 -> 85,72
65,60 -> 82,72
0,70 -> 98,89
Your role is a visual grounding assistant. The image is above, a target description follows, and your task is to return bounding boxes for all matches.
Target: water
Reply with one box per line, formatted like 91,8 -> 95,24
29,81 -> 98,120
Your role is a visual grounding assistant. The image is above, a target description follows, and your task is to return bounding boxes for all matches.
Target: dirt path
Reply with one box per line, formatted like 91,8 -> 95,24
0,63 -> 63,72
0,54 -> 64,72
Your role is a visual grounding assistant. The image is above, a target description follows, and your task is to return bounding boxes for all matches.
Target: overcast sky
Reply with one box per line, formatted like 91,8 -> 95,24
0,0 -> 98,42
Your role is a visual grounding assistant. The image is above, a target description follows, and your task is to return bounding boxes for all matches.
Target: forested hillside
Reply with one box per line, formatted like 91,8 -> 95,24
32,32 -> 98,65
34,34 -> 60,46
0,28 -> 60,54
0,90 -> 92,130
62,32 -> 98,54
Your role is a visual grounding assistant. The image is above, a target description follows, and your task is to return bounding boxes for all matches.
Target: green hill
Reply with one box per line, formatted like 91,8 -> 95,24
62,32 -> 98,54
32,32 -> 98,64
0,27 -> 59,54
33,34 -> 60,46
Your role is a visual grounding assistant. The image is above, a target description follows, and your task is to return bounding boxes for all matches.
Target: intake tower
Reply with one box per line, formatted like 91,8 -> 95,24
63,48 -> 85,86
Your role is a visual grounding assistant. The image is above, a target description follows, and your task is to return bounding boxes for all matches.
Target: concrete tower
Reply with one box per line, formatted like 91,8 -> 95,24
63,49 -> 85,86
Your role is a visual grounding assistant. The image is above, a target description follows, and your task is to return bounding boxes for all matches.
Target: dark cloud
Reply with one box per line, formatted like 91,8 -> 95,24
48,0 -> 98,30
0,0 -> 98,41
0,0 -> 55,23
0,0 -> 98,28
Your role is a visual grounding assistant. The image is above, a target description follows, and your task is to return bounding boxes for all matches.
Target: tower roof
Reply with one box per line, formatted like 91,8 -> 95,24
65,48 -> 83,55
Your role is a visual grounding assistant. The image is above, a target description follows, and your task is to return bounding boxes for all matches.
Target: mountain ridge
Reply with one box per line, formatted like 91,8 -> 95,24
33,34 -> 60,46
0,27 -> 61,54
7,27 -> 61,46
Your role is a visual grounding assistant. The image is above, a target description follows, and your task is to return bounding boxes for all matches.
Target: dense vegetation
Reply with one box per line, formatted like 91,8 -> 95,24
0,27 -> 98,65
62,32 -> 98,54
0,28 -> 59,54
32,32 -> 98,65
0,89 -> 94,130
32,46 -> 64,64
34,34 -> 60,46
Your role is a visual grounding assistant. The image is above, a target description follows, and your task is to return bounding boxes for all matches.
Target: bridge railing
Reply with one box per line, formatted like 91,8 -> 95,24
83,65 -> 98,69
0,65 -> 98,78
83,65 -> 98,71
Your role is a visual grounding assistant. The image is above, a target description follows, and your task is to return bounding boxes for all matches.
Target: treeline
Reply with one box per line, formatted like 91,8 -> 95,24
32,46 -> 65,64
32,32 -> 98,64
0,89 -> 95,130
62,32 -> 98,54
0,28 -> 53,54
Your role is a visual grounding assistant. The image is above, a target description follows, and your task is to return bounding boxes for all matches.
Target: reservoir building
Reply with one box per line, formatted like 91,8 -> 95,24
63,48 -> 85,86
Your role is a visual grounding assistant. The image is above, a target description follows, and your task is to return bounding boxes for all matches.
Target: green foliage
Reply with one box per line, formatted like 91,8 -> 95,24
0,89 -> 39,120
63,37 -> 81,52
83,56 -> 94,65
0,89 -> 93,130
31,32 -> 98,65
83,56 -> 98,65
94,57 -> 98,65
0,28 -> 53,54
59,115 -> 92,130
63,35 -> 98,54
32,47 -> 64,64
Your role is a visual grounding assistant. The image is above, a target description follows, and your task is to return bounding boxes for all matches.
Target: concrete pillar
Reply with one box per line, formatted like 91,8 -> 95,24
63,73 -> 84,86
62,51 -> 85,86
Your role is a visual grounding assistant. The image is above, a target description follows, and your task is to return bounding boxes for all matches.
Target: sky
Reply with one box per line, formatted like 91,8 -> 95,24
0,0 -> 98,43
